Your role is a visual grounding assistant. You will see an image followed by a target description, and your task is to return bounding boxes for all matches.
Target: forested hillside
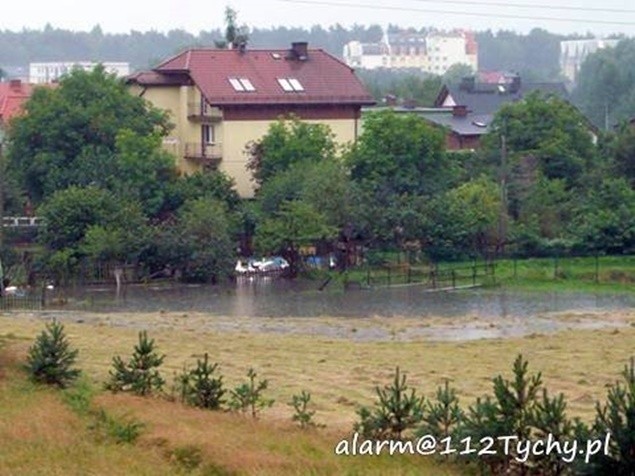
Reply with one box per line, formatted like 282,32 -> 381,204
1,24 -> 566,76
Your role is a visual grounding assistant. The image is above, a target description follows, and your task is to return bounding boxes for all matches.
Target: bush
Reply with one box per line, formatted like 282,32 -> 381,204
229,368 -> 274,418
175,353 -> 225,410
289,390 -> 319,429
105,331 -> 165,396
25,320 -> 80,388
585,357 -> 635,474
355,367 -> 425,440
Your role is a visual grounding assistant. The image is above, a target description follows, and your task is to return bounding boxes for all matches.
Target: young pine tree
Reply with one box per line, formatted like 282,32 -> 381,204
106,331 -> 165,396
176,353 -> 225,410
417,379 -> 464,440
26,320 -> 80,388
585,357 -> 635,474
355,367 -> 425,440
229,368 -> 274,418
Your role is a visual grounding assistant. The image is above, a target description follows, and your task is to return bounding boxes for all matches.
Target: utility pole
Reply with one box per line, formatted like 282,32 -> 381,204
498,133 -> 508,255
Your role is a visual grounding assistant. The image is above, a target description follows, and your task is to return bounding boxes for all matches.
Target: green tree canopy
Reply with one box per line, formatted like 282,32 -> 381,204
573,39 -> 635,129
7,67 -> 172,204
246,117 -> 337,186
483,92 -> 597,186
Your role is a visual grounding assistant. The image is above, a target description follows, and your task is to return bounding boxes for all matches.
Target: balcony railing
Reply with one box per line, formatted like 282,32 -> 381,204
184,143 -> 222,164
187,103 -> 223,121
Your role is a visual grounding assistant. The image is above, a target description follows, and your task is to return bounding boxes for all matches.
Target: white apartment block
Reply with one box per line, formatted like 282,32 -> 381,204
29,62 -> 130,84
560,39 -> 619,84
343,30 -> 478,75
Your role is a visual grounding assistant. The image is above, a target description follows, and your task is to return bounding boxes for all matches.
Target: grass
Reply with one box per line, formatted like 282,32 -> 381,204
338,254 -> 635,293
1,309 -> 633,474
0,319 -> 467,475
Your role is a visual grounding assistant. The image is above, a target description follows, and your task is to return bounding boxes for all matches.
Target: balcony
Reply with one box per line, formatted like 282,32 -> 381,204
187,103 -> 223,122
184,143 -> 222,166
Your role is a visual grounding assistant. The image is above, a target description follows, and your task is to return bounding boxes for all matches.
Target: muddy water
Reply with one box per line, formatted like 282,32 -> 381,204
56,278 -> 635,318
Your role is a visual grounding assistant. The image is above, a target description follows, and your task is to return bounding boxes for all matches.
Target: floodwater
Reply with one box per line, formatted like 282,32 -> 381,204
54,277 -> 635,319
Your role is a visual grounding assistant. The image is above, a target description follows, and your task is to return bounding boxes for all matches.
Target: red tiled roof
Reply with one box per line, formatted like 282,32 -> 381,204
132,46 -> 375,106
0,81 -> 35,124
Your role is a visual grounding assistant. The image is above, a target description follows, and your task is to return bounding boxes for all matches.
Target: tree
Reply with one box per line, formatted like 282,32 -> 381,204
38,186 -> 128,252
7,67 -> 171,204
573,39 -> 635,128
349,110 -> 448,198
229,368 -> 274,419
421,176 -> 501,260
462,355 -> 543,474
586,357 -> 635,474
613,125 -> 635,186
175,353 -> 226,410
569,178 -> 635,254
214,6 -> 249,49
254,200 -> 337,277
26,320 -> 80,388
483,92 -> 597,187
355,367 -> 425,440
443,63 -> 474,84
106,331 -> 165,396
176,197 -> 235,283
246,116 -> 337,186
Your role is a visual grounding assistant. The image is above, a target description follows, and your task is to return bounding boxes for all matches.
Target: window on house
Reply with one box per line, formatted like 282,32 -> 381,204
288,78 -> 304,91
277,78 -> 304,92
228,77 -> 256,92
202,124 -> 215,144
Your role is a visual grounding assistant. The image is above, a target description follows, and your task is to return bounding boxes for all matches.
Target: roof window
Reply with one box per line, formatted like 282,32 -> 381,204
228,77 -> 256,92
277,77 -> 304,92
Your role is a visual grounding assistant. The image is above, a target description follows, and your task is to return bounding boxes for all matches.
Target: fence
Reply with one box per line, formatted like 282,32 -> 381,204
365,261 -> 496,289
0,289 -> 45,311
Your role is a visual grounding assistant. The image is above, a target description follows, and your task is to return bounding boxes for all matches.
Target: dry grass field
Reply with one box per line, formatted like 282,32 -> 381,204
1,308 -> 634,475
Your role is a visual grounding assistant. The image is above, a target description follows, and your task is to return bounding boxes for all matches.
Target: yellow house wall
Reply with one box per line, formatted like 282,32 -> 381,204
130,84 -> 359,198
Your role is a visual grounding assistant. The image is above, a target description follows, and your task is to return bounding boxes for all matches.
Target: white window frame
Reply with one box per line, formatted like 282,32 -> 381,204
202,124 -> 215,145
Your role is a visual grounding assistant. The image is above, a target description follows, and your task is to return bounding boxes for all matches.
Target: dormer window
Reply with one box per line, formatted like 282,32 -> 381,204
228,77 -> 256,92
277,78 -> 304,92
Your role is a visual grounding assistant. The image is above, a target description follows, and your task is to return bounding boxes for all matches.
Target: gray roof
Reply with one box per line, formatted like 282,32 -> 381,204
418,111 -> 492,136
436,81 -> 569,116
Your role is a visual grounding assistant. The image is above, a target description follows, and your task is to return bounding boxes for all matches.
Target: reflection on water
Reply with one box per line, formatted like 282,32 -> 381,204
56,277 -> 635,319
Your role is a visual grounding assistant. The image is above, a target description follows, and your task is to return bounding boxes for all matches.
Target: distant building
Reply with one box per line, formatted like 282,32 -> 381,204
342,41 -> 390,69
0,79 -> 37,146
560,39 -> 619,84
29,62 -> 130,84
423,74 -> 570,150
343,29 -> 477,74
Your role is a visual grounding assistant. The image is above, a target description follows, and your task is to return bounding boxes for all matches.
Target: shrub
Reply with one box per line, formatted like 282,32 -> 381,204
175,353 -> 225,410
229,368 -> 274,418
355,367 -> 425,440
289,390 -> 319,429
105,330 -> 165,396
25,319 -> 80,388
417,379 -> 463,441
585,357 -> 635,474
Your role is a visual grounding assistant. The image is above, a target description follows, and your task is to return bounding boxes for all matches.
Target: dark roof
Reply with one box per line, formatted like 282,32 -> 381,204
418,111 -> 492,136
129,46 -> 375,107
434,79 -> 569,115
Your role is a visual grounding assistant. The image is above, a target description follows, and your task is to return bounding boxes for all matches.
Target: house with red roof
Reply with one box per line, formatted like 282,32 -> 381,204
128,42 -> 375,197
0,80 -> 35,143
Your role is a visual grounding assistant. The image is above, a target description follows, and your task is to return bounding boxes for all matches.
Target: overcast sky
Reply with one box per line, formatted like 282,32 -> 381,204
2,0 -> 634,37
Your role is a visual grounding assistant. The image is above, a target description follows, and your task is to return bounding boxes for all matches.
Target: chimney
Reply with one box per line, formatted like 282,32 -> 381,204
452,105 -> 468,117
509,74 -> 521,93
459,76 -> 475,92
290,41 -> 309,60
9,79 -> 22,91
